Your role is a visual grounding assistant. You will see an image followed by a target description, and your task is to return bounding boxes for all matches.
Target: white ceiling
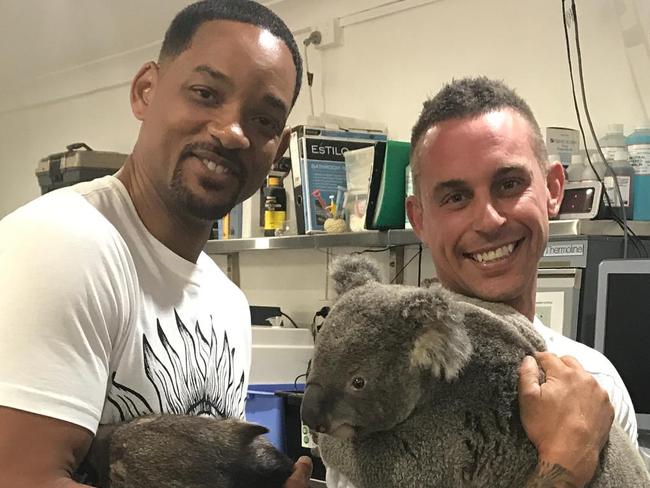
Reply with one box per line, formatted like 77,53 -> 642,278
0,0 -> 280,91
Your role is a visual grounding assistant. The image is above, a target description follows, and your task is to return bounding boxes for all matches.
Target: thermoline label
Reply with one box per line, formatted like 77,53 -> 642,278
603,176 -> 631,207
543,241 -> 585,257
629,144 -> 650,175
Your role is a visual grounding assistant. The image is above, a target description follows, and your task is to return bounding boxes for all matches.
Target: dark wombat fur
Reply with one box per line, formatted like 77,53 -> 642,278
75,415 -> 293,488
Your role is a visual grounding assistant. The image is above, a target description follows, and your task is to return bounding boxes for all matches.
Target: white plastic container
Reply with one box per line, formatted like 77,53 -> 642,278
598,124 -> 627,161
545,128 -> 579,168
566,154 -> 585,182
602,148 -> 634,219
343,146 -> 375,232
580,153 -> 607,182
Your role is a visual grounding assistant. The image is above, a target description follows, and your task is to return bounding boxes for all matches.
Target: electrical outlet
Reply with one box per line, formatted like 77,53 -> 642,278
314,18 -> 342,49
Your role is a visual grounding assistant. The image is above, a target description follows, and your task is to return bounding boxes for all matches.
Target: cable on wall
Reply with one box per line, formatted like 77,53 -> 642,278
281,311 -> 299,328
391,246 -> 423,284
561,0 -> 647,258
302,30 -> 322,117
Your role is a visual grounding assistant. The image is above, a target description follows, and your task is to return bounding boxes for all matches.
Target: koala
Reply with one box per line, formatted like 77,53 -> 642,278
74,415 -> 294,488
301,255 -> 650,488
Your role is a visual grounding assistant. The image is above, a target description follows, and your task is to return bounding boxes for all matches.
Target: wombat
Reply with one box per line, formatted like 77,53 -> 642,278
75,414 -> 293,488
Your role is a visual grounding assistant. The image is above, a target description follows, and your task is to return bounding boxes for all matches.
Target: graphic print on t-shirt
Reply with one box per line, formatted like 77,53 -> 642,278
107,310 -> 245,421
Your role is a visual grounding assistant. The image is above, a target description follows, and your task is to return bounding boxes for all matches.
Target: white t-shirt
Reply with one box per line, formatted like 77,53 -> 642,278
0,176 -> 251,433
325,317 -> 639,488
532,316 -> 638,446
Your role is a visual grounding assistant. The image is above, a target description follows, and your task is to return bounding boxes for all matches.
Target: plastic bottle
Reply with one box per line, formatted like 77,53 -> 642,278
263,176 -> 287,237
602,148 -> 634,219
599,124 -> 627,162
627,127 -> 650,221
566,154 -> 585,182
580,153 -> 607,182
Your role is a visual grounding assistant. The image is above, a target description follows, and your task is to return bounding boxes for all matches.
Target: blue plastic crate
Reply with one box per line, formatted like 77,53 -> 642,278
246,383 -> 304,452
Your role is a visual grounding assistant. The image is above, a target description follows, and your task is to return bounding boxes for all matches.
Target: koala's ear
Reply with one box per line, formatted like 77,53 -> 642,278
406,287 -> 473,381
330,255 -> 382,296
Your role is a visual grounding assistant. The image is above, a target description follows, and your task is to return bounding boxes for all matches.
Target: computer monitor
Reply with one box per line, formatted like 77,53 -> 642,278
595,259 -> 650,431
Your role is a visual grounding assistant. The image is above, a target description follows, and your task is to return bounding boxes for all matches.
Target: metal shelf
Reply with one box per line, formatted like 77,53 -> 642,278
204,220 -> 650,255
549,219 -> 650,237
204,229 -> 421,254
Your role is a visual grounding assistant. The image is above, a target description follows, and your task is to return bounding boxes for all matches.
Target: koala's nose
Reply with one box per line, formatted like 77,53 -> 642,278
301,384 -> 330,433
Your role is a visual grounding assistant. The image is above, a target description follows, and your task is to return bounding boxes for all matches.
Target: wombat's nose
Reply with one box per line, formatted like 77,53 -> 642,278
301,384 -> 330,433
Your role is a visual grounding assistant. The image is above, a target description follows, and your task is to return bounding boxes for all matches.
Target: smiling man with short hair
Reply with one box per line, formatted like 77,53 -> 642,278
407,77 -> 636,487
323,77 -> 637,488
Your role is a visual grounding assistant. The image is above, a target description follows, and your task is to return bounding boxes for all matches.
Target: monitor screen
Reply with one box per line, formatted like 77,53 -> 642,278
595,260 -> 650,431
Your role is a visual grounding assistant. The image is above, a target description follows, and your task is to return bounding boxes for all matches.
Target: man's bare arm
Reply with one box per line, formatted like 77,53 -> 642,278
0,406 -> 93,488
519,353 -> 614,488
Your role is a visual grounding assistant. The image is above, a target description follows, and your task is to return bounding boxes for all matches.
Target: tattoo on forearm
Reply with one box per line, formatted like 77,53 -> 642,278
524,460 -> 578,488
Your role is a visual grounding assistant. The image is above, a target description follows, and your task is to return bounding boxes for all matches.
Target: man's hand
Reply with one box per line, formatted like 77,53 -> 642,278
284,456 -> 313,488
518,352 -> 614,487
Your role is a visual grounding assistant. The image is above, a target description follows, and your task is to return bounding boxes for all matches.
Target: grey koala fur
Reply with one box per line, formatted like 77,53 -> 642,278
75,414 -> 293,488
301,255 -> 650,487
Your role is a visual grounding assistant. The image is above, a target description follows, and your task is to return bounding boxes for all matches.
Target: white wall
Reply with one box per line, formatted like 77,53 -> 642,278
0,86 -> 139,217
278,0 -> 649,140
0,0 -> 647,325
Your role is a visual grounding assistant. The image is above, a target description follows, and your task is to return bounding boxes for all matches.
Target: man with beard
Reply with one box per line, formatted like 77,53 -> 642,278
0,1 -> 311,487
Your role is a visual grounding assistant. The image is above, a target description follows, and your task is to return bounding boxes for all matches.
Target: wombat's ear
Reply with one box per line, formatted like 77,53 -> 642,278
330,255 -> 382,296
234,422 -> 269,446
406,287 -> 473,381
